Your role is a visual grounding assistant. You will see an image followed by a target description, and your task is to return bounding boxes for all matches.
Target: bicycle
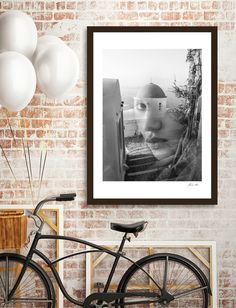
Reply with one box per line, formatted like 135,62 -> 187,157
0,193 -> 211,307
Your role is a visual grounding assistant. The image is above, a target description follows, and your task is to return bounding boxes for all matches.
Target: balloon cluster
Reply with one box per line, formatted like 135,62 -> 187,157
0,11 -> 79,112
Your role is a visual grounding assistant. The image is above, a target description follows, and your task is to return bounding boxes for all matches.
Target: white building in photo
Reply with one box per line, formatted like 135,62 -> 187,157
134,82 -> 167,113
124,82 -> 167,137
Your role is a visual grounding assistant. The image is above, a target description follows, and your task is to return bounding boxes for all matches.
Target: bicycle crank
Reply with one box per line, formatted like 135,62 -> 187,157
89,304 -> 111,308
83,292 -> 160,308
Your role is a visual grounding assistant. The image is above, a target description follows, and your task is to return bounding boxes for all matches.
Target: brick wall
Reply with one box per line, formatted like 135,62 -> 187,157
0,1 -> 236,307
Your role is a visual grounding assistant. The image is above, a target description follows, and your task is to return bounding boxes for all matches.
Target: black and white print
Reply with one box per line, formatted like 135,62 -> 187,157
103,49 -> 202,182
88,27 -> 216,203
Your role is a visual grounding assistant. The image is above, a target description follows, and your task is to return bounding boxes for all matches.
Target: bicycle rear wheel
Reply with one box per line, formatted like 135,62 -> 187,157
117,253 -> 209,307
0,253 -> 55,307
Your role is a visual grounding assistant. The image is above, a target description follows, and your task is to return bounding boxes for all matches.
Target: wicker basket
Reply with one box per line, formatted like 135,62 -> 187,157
0,210 -> 27,249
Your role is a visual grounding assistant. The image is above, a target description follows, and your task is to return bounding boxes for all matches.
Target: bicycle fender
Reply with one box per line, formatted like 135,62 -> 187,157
117,252 -> 211,295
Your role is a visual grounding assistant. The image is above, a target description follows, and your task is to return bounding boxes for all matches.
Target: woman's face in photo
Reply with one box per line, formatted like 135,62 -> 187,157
134,100 -> 185,160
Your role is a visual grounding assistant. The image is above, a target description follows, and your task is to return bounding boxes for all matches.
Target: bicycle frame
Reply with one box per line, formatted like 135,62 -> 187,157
4,191 -> 210,307
8,230 -> 162,307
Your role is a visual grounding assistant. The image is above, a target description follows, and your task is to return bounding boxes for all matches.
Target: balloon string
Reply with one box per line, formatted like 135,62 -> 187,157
37,151 -> 44,203
37,150 -> 47,203
38,117 -> 53,198
39,150 -> 42,181
38,112 -> 53,202
22,136 -> 35,207
37,106 -> 49,202
4,108 -> 16,145
2,109 -> 17,182
19,113 -> 35,207
37,109 -> 45,203
24,117 -> 33,184
0,144 -> 17,182
27,141 -> 33,183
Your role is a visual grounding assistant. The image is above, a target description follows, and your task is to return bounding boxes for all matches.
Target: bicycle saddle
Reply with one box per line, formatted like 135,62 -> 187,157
110,221 -> 148,234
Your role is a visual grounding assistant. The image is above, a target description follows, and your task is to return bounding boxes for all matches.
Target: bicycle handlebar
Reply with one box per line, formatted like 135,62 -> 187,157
33,193 -> 76,216
56,193 -> 76,201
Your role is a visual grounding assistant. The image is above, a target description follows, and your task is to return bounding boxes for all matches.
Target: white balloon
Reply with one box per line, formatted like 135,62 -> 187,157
33,35 -> 64,63
34,43 -> 79,98
0,11 -> 37,58
0,51 -> 36,112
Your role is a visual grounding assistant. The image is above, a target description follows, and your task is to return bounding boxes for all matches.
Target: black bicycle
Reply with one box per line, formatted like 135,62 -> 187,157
0,193 -> 211,307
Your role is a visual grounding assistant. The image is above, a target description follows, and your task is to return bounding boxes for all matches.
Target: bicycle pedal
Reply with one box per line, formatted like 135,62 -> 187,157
94,282 -> 104,292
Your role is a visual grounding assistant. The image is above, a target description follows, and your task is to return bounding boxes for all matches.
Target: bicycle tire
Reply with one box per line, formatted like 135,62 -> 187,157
117,253 -> 209,307
0,253 -> 55,307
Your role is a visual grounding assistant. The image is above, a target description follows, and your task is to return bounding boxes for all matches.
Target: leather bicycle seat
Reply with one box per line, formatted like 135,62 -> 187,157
110,221 -> 148,234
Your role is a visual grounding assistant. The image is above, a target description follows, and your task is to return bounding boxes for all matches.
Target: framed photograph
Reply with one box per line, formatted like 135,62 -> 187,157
87,27 -> 217,205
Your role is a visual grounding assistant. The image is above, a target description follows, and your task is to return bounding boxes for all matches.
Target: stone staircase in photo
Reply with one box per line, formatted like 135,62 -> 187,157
125,142 -> 161,181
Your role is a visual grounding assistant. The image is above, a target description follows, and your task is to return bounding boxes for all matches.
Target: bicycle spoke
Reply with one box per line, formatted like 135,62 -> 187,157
167,258 -> 177,288
15,285 -> 40,297
172,273 -> 195,294
174,285 -> 208,298
170,269 -> 194,294
168,261 -> 182,291
0,274 -> 6,299
14,272 -> 37,296
163,256 -> 168,291
168,262 -> 185,291
0,255 -> 55,307
5,257 -> 9,303
15,269 -> 34,290
118,254 -> 208,307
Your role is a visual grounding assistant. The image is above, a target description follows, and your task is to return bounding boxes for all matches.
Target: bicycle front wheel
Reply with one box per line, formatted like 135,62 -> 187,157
0,253 -> 55,307
117,253 -> 209,307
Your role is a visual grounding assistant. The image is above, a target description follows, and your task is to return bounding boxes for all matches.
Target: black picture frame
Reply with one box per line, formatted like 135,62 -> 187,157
87,26 -> 217,205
